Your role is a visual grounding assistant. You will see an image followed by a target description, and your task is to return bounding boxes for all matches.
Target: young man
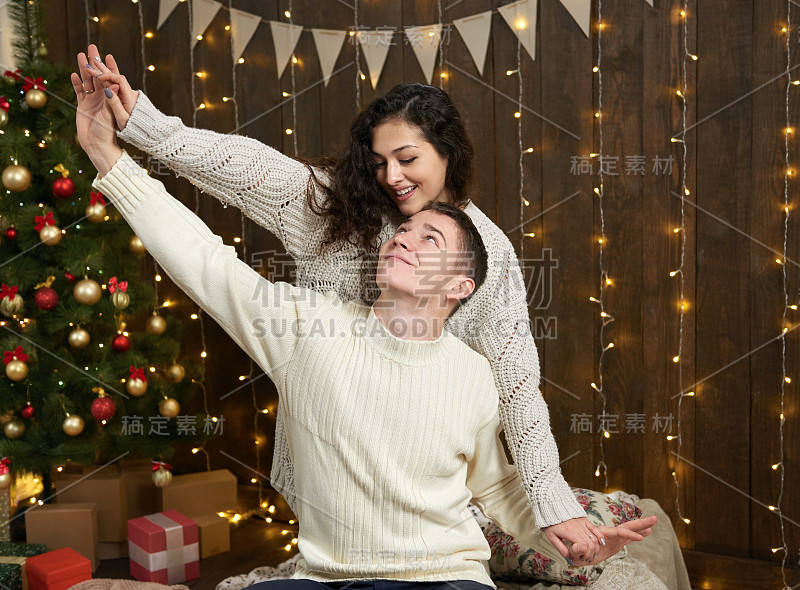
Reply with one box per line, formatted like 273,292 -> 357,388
76,77 -> 654,590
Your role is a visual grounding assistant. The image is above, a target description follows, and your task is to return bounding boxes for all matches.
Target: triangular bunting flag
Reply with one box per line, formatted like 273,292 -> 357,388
405,24 -> 443,84
357,31 -> 392,90
270,21 -> 304,79
453,10 -> 492,76
191,0 -> 222,50
498,0 -> 538,62
559,0 -> 591,37
229,7 -> 261,62
311,29 -> 347,86
157,0 -> 181,30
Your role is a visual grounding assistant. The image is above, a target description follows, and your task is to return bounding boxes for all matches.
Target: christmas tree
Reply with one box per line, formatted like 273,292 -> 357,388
0,0 -> 206,506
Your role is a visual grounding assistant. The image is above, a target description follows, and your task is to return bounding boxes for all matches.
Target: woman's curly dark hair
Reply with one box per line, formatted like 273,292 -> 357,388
308,83 -> 475,253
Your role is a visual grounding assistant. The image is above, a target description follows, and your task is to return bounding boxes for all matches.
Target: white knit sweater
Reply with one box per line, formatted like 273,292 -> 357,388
94,152 -> 569,586
116,92 -> 584,527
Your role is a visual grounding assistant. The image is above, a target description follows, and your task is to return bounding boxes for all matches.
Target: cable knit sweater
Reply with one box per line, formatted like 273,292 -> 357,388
116,92 -> 584,527
94,151 -> 570,587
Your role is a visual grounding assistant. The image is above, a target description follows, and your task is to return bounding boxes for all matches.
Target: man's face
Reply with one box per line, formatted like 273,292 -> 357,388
376,210 -> 472,306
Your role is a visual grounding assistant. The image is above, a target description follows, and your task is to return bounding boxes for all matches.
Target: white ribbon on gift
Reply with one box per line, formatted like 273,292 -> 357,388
129,513 -> 199,584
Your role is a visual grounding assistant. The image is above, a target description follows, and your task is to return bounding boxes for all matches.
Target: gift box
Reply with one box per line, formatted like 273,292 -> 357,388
128,510 -> 199,584
25,547 -> 92,590
192,514 -> 230,559
119,460 -> 159,519
160,469 -> 236,516
24,503 -> 98,571
53,470 -> 127,542
0,542 -> 46,590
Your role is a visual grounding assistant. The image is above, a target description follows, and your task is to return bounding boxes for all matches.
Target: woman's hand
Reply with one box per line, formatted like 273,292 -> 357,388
543,517 -> 605,563
563,515 -> 658,567
82,44 -> 138,131
71,51 -> 122,177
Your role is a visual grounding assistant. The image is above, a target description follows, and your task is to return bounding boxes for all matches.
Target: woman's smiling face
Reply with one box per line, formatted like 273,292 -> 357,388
371,118 -> 451,216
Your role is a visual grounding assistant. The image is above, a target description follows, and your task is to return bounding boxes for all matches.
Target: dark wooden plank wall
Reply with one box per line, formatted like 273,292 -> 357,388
41,0 -> 800,565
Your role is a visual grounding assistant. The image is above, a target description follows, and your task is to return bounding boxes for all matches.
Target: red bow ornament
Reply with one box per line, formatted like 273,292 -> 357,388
108,277 -> 128,294
129,366 -> 147,382
34,211 -> 55,231
0,97 -> 9,112
0,284 -> 18,302
151,460 -> 172,472
3,70 -> 21,81
0,457 -> 9,476
3,346 -> 28,365
22,76 -> 45,92
90,191 -> 106,206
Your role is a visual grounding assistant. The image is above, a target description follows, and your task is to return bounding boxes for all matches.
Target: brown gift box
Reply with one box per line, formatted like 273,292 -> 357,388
160,469 -> 237,516
53,471 -> 127,543
24,502 -> 99,571
119,460 -> 159,519
193,514 -> 230,559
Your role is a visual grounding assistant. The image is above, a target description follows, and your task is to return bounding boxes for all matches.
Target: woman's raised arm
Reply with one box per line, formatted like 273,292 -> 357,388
84,45 -> 326,259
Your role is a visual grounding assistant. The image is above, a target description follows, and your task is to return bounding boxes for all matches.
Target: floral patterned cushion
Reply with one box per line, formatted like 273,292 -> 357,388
483,488 -> 643,586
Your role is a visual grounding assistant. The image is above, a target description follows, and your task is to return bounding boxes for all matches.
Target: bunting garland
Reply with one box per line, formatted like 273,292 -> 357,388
156,0 -> 654,86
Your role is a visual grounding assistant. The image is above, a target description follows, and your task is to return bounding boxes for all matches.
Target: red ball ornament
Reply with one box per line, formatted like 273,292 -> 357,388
111,333 -> 130,352
91,395 -> 116,421
64,271 -> 76,282
4,228 -> 16,241
21,402 -> 35,419
52,177 -> 75,199
34,287 -> 58,311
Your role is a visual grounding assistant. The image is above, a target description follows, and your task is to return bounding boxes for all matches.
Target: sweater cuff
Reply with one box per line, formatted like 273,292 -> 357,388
532,488 -> 587,528
117,91 -> 169,149
92,150 -> 153,216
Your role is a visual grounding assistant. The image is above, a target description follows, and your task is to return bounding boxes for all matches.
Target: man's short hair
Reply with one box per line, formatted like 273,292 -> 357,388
419,201 -> 488,305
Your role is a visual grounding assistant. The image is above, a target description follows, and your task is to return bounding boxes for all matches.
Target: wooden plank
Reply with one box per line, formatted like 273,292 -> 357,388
749,0 -> 794,565
591,0 -> 644,495
538,0 -> 596,490
442,0 -> 496,219
682,549 -> 800,590
693,0 -> 752,557
641,0 -> 697,550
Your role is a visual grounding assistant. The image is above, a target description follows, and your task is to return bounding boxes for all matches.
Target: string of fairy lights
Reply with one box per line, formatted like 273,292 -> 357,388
669,1 -> 692,531
588,0 -> 611,490
777,0 -> 792,582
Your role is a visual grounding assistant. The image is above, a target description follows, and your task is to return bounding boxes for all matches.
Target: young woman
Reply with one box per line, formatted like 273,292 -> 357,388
77,44 -> 607,564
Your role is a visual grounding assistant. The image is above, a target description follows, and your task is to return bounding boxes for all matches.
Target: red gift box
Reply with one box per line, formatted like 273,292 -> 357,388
26,547 -> 92,590
127,510 -> 199,584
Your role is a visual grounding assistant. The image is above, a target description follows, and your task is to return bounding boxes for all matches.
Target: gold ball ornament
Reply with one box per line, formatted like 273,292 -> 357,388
165,363 -> 185,384
146,314 -> 166,335
0,471 -> 12,490
0,110 -> 8,129
62,414 -> 84,436
68,327 -> 90,349
152,466 -> 173,488
85,203 -> 107,223
39,224 -> 62,246
37,43 -> 48,58
158,397 -> 180,418
73,279 -> 102,305
0,294 -> 23,317
126,376 -> 148,397
111,291 -> 130,310
5,360 -> 28,382
25,88 -> 46,109
2,164 -> 32,192
128,235 -> 146,254
3,418 -> 25,439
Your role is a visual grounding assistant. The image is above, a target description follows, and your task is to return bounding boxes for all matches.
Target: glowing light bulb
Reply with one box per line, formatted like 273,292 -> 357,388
238,58 -> 245,64
514,112 -> 521,118
284,10 -> 291,17
603,431 -> 610,439
201,351 -> 207,358
148,65 -> 155,71
682,518 -> 690,524
673,355 -> 680,363
592,66 -> 599,72
285,129 -> 293,135
772,463 -> 780,470
145,32 -> 154,38
225,25 -> 230,31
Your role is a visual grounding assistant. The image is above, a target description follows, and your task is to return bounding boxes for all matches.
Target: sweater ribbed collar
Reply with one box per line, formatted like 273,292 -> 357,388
363,305 -> 459,366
